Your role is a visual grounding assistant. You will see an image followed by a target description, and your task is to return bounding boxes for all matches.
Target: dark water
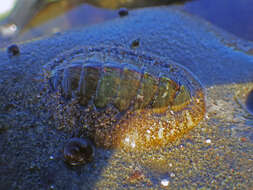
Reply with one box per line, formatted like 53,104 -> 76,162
0,0 -> 253,47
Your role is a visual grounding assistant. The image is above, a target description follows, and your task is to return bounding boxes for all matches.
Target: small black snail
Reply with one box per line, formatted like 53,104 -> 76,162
63,137 -> 95,166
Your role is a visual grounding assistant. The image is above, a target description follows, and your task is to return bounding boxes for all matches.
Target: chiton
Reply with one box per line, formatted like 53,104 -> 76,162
43,46 -> 205,151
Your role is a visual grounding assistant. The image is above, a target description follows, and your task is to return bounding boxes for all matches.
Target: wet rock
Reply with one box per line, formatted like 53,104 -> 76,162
0,6 -> 253,190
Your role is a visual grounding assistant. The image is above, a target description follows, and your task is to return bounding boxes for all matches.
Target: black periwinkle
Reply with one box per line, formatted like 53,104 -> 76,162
63,137 -> 95,166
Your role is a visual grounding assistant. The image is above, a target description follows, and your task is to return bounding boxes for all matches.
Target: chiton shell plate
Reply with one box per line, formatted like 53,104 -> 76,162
43,46 -> 205,151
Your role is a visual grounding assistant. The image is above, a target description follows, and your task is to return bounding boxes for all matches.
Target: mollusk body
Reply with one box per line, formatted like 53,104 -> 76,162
44,46 -> 205,151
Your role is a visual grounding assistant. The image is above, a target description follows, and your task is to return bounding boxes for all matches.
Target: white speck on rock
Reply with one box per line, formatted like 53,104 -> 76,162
161,178 -> 169,186
131,141 -> 136,148
125,137 -> 130,143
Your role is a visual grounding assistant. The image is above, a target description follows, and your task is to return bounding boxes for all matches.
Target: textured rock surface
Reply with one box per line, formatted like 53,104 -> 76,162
0,6 -> 252,189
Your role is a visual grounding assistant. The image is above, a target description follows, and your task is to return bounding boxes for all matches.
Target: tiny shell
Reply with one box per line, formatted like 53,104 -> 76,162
63,137 -> 95,166
7,44 -> 20,57
118,8 -> 129,17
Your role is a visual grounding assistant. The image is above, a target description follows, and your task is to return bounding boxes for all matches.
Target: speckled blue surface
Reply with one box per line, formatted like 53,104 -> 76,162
0,6 -> 253,189
1,6 -> 252,87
